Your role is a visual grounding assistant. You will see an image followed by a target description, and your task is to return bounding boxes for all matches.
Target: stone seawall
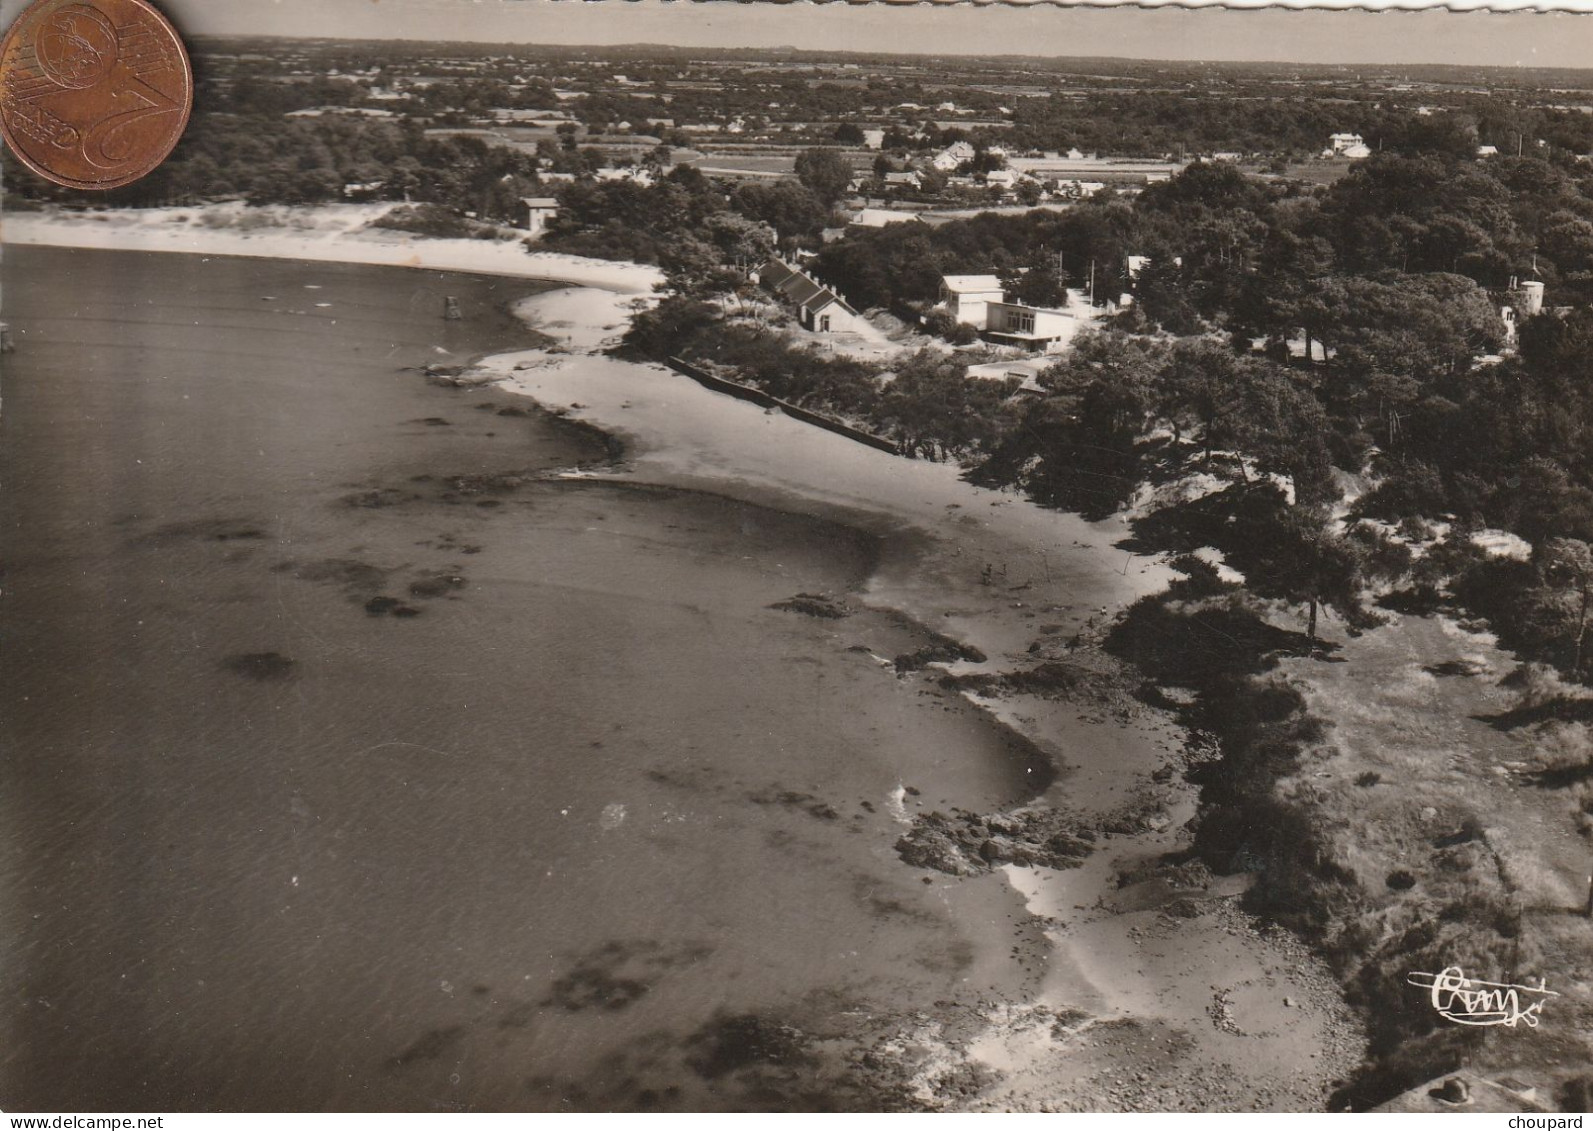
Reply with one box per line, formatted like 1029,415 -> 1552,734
664,355 -> 901,456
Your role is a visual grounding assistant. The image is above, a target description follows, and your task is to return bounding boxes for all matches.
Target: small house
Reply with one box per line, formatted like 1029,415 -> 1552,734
938,275 -> 1006,329
932,140 -> 976,171
522,197 -> 559,236
756,259 -> 865,334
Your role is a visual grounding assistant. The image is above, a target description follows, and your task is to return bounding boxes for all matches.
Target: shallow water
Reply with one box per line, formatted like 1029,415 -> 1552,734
0,248 -> 1039,1111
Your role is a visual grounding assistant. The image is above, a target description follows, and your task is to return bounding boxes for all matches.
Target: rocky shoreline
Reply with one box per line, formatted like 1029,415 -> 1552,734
474,281 -> 1372,1112
7,219 -> 1375,1111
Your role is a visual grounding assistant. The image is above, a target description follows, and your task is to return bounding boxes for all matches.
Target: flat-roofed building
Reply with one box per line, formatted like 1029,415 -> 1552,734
984,301 -> 1080,353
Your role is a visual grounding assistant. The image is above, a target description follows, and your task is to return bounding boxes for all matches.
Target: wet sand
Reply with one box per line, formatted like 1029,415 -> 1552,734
487,282 -> 1370,1110
0,245 -> 1051,1112
2,221 -> 1370,1111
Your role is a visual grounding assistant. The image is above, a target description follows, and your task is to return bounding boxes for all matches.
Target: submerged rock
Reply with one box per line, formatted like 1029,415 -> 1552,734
365,596 -> 401,616
769,593 -> 852,619
893,633 -> 987,673
221,652 -> 298,682
895,808 -> 1093,876
408,571 -> 467,599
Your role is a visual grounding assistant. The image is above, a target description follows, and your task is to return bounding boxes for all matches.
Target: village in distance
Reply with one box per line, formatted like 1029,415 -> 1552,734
7,34 -> 1593,1115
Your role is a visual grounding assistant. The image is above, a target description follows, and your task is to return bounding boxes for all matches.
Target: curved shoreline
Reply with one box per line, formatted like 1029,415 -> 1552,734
8,220 -> 1366,1109
487,284 -> 1368,1110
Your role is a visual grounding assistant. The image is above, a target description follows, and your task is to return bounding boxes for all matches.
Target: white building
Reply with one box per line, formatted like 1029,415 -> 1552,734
932,140 -> 977,171
938,275 -> 1006,328
984,301 -> 1080,353
851,208 -> 924,229
522,197 -> 559,236
758,259 -> 867,334
1518,279 -> 1545,316
595,167 -> 655,186
1326,133 -> 1371,159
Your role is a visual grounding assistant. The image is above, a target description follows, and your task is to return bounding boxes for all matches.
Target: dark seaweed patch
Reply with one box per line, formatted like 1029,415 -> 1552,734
408,570 -> 466,599
684,1013 -> 814,1080
747,788 -> 839,821
543,967 -> 650,1012
222,652 -> 297,681
136,517 -> 267,546
341,488 -> 416,509
387,1026 -> 465,1069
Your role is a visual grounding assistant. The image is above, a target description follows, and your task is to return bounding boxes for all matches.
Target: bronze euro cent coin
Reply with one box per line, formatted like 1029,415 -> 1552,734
0,0 -> 192,190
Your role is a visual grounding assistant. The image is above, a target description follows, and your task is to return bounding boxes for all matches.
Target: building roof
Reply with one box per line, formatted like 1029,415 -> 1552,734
758,258 -> 800,288
852,208 -> 924,228
759,258 -> 857,316
804,290 -> 854,314
783,274 -> 830,308
941,274 -> 1004,294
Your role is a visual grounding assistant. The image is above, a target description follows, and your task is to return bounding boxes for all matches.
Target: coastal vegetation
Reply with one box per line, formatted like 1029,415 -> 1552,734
13,33 -> 1593,1110
611,141 -> 1593,1106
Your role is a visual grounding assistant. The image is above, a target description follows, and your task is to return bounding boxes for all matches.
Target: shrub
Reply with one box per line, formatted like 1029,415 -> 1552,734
1355,457 -> 1449,522
370,203 -> 493,240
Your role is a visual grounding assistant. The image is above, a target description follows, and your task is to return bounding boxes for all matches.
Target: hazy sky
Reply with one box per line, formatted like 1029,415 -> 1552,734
10,0 -> 1593,68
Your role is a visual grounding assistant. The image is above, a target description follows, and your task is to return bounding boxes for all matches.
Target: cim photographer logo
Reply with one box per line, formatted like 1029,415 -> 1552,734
1407,966 -> 1559,1028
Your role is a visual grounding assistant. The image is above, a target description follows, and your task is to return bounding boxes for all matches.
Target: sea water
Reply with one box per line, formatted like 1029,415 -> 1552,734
0,247 -> 1041,1111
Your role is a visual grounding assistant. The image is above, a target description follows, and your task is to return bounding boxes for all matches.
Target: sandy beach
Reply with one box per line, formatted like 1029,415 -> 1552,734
1,204 -> 660,295
488,283 -> 1368,1110
4,208 -> 1368,1110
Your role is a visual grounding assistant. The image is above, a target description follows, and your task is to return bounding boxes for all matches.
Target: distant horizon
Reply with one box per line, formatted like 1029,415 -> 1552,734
173,33 -> 1593,76
6,0 -> 1593,70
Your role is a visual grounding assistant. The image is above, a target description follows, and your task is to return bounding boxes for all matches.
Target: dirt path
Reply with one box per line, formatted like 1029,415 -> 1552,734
1275,612 -> 1593,1094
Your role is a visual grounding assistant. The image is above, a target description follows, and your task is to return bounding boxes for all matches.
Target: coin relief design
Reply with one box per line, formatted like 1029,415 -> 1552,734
0,0 -> 192,189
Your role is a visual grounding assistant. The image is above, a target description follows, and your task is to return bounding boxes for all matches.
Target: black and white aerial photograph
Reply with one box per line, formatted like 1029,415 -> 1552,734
3,0 -> 1593,1115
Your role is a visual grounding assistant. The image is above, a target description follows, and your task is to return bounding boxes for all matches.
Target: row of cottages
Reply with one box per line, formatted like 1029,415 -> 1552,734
937,275 -> 1080,353
757,259 -> 866,333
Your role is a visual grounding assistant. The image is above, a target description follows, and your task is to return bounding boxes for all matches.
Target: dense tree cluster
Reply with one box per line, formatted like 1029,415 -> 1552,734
3,114 -> 543,222
800,148 -> 1593,673
536,166 -> 828,278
